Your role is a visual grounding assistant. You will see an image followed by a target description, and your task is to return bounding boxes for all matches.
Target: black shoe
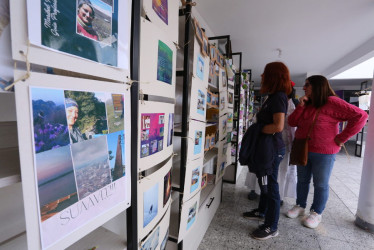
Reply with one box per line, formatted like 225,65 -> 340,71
252,226 -> 279,240
248,190 -> 258,200
243,209 -> 265,220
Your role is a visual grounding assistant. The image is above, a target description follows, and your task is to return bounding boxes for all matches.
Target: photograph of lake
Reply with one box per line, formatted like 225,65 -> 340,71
36,145 -> 78,221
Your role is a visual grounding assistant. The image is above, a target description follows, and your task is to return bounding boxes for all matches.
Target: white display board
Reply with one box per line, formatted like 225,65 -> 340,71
182,157 -> 203,202
10,0 -> 130,82
142,0 -> 179,44
14,71 -> 131,250
138,158 -> 172,240
139,204 -> 171,250
186,120 -> 206,161
139,17 -> 176,98
177,190 -> 200,243
138,100 -> 174,172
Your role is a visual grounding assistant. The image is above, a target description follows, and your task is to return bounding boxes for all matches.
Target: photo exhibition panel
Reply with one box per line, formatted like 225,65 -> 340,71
14,71 -> 131,250
139,17 -> 177,98
10,0 -> 131,81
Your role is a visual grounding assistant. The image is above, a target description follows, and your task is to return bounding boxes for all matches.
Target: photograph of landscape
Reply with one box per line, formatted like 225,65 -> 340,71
36,145 -> 78,222
71,136 -> 111,199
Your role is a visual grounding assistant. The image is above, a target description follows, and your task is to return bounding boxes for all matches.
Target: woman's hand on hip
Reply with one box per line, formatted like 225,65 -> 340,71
334,137 -> 343,147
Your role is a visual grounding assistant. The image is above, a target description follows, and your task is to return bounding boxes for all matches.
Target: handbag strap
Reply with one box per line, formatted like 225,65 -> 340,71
307,108 -> 321,138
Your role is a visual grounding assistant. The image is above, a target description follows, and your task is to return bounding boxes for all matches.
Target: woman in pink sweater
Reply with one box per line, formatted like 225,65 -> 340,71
286,75 -> 368,229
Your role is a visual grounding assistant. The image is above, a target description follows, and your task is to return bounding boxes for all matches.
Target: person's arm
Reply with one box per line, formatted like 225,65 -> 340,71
262,112 -> 285,134
287,97 -> 307,127
331,97 -> 368,145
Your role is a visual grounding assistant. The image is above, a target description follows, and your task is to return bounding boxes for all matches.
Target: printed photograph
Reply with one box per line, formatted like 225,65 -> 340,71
163,170 -> 171,206
210,45 -> 216,62
193,18 -> 203,44
71,136 -> 111,199
204,135 -> 210,151
143,183 -> 159,227
36,145 -> 78,222
201,35 -> 209,57
141,144 -> 149,157
197,89 -> 205,115
141,129 -> 150,141
187,202 -> 197,230
76,0 -> 113,44
0,2 -> 13,93
201,173 -> 207,189
196,54 -> 204,81
206,91 -> 212,105
222,71 -> 227,87
157,40 -> 173,85
228,92 -> 233,104
160,228 -> 169,250
227,112 -> 233,123
64,90 -> 108,143
140,113 -> 165,158
107,130 -> 125,182
41,0 -> 119,66
220,94 -> 226,110
210,135 -> 215,148
106,93 -> 124,133
167,113 -> 174,147
190,167 -> 200,193
31,87 -> 70,154
194,130 -> 203,155
222,119 -> 227,134
141,226 -> 160,250
152,0 -> 168,25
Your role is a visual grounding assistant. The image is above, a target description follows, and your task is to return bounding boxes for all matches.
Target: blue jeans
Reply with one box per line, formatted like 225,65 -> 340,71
257,147 -> 285,231
296,152 -> 336,214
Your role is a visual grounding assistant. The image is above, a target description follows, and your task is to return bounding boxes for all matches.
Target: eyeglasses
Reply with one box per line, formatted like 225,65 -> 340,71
303,83 -> 311,88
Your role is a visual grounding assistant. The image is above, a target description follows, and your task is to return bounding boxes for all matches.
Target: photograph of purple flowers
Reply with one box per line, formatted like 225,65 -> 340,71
31,88 -> 70,153
30,87 -> 128,248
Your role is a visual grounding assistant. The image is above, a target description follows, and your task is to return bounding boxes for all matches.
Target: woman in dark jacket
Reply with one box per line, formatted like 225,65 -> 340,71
244,62 -> 292,240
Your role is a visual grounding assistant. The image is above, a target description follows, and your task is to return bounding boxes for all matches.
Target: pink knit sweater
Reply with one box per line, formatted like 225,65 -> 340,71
288,96 -> 368,154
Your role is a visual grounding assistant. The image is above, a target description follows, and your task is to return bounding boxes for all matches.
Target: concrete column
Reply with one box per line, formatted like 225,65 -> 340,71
355,77 -> 374,232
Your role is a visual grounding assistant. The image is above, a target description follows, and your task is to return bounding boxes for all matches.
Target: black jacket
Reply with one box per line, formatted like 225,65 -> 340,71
239,123 -> 274,178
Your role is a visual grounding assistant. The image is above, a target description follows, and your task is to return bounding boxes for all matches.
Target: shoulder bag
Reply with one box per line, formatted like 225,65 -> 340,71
289,108 -> 321,166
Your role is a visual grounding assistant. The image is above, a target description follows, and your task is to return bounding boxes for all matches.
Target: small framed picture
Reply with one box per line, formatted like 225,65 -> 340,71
201,173 -> 208,189
201,34 -> 210,57
210,44 -> 217,62
193,18 -> 204,45
209,60 -> 214,78
204,135 -> 211,151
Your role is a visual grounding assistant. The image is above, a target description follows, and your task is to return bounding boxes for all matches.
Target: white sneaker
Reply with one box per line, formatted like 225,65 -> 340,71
286,205 -> 305,218
303,211 -> 322,228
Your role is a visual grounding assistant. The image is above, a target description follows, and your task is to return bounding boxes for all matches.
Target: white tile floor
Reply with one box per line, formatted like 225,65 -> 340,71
198,142 -> 374,249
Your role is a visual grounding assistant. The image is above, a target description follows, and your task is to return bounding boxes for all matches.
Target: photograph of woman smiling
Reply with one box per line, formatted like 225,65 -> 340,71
76,0 -> 98,41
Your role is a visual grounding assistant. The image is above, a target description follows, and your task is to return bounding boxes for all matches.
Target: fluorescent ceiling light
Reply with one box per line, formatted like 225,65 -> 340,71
331,57 -> 374,79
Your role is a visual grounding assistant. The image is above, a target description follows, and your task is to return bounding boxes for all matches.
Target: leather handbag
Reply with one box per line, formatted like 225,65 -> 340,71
289,109 -> 320,166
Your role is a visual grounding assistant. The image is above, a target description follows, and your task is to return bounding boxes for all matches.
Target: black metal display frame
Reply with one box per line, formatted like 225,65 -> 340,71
126,0 -> 140,249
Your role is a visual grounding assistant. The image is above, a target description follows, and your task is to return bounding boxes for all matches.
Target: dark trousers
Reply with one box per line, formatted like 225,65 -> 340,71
257,147 -> 285,231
